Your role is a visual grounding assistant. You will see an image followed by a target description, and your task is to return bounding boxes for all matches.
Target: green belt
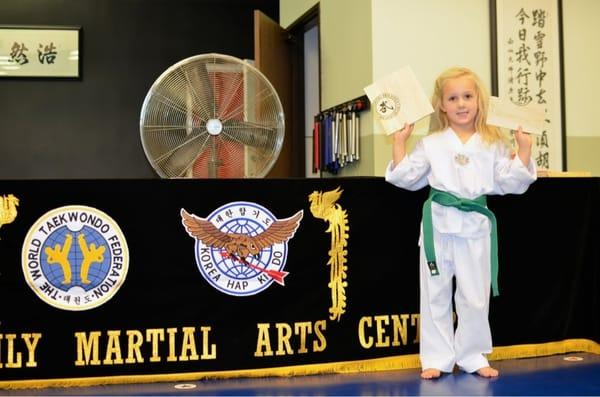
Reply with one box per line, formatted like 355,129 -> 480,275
422,188 -> 499,296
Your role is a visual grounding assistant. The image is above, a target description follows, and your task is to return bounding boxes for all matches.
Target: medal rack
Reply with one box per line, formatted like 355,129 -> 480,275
312,95 -> 370,175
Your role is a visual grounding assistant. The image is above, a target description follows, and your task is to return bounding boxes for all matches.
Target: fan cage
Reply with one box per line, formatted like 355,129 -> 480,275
140,53 -> 285,178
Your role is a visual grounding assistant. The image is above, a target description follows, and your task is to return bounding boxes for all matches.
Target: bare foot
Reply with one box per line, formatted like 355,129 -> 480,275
476,366 -> 499,377
421,368 -> 442,379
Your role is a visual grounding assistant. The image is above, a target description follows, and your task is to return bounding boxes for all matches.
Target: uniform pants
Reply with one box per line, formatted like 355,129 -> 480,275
419,231 -> 492,373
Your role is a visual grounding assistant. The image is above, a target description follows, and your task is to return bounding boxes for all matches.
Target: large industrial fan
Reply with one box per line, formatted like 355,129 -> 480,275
140,53 -> 284,178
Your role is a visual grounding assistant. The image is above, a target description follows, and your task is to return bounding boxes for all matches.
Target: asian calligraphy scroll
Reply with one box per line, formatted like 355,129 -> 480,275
491,0 -> 565,171
0,26 -> 80,78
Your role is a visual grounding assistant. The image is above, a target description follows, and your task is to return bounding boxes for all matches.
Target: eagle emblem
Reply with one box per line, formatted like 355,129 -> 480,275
181,209 -> 303,259
181,205 -> 303,290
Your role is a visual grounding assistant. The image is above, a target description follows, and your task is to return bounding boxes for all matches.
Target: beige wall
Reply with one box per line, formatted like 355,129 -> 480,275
280,0 -> 318,29
281,0 -> 600,176
370,0 -> 491,175
281,0 -> 375,176
563,0 -> 600,138
562,0 -> 600,174
319,0 -> 374,176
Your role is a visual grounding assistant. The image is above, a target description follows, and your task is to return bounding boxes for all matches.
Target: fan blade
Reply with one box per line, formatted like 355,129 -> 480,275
179,63 -> 216,121
220,119 -> 280,149
153,130 -> 210,178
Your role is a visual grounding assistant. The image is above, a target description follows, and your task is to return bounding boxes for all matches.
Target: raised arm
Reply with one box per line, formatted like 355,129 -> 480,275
391,123 -> 415,168
386,123 -> 430,191
493,126 -> 536,194
513,125 -> 533,167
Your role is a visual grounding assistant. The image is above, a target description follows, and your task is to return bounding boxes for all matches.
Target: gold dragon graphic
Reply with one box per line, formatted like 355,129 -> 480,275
0,194 -> 19,231
308,187 -> 349,321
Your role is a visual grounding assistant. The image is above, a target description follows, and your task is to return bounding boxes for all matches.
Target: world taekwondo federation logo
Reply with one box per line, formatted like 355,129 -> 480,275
181,202 -> 303,296
22,206 -> 129,311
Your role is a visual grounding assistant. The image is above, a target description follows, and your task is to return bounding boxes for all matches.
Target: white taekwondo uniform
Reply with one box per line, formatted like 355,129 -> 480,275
385,127 -> 537,373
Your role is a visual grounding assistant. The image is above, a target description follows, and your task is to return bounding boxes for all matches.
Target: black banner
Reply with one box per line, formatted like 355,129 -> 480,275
0,177 -> 598,387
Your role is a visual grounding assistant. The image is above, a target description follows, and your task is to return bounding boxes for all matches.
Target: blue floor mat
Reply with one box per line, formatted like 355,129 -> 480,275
2,352 -> 600,396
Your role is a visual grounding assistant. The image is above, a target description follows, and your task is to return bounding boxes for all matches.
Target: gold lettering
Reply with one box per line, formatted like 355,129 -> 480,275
255,321 -> 327,357
411,314 -> 420,343
103,330 -> 124,365
5,334 -> 22,368
125,330 -> 144,364
21,333 -> 41,368
275,323 -> 293,356
359,313 -> 420,350
75,331 -> 101,366
294,322 -> 312,354
179,327 -> 199,361
391,314 -> 409,346
0,334 -> 3,369
166,328 -> 178,362
313,320 -> 327,352
374,315 -> 390,347
200,326 -> 216,359
358,316 -> 373,348
254,323 -> 273,357
74,326 -> 215,367
146,328 -> 164,363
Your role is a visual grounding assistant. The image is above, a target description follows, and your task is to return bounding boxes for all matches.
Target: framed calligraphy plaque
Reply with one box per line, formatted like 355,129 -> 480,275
490,0 -> 565,171
0,25 -> 80,78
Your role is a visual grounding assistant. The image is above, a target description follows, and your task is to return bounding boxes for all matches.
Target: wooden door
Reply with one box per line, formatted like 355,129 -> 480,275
254,10 -> 301,178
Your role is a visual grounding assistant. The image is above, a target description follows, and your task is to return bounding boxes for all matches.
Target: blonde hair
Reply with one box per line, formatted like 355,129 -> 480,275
429,66 -> 506,144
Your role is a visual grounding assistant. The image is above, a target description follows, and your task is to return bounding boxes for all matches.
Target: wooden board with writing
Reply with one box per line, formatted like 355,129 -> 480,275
364,66 -> 433,135
487,96 -> 545,135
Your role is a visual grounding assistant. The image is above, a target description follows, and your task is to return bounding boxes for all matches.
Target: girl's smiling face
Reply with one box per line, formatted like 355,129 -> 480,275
440,76 -> 479,133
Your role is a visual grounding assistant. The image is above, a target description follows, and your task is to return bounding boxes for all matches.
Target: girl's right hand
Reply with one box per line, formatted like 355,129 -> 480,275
390,123 -> 414,167
393,123 -> 414,143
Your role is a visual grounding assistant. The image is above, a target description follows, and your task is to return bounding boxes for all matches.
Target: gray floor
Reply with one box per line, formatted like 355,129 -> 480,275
1,352 -> 600,396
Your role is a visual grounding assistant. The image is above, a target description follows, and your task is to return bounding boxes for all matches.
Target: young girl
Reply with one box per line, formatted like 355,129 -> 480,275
385,67 -> 536,379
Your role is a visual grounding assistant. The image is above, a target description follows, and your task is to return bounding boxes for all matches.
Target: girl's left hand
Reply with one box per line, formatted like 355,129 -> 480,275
514,126 -> 533,167
514,126 -> 532,150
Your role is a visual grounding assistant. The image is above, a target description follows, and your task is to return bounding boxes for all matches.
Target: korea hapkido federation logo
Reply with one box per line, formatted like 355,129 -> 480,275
22,206 -> 129,311
181,202 -> 303,296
